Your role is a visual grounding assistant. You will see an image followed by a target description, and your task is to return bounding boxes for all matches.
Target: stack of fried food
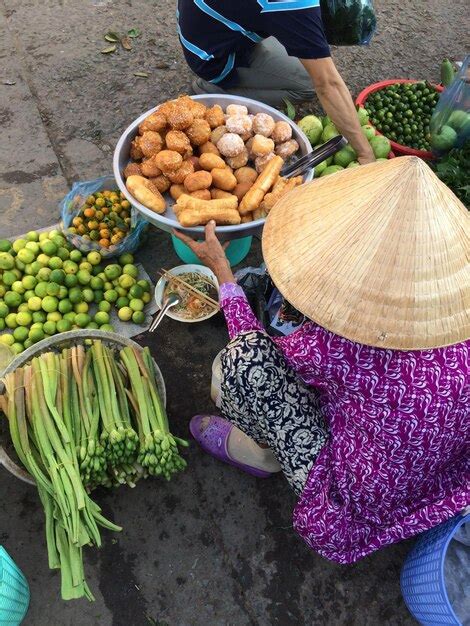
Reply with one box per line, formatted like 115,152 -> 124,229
123,95 -> 302,226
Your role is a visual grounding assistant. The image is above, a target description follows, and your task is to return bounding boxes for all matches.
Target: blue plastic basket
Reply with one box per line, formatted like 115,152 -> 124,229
172,234 -> 252,267
401,513 -> 470,626
0,547 -> 30,625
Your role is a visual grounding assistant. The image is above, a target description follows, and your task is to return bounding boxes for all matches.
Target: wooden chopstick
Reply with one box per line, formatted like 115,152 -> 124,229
159,269 -> 219,310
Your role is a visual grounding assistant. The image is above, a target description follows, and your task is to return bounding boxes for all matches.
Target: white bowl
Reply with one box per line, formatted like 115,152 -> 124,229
154,264 -> 219,323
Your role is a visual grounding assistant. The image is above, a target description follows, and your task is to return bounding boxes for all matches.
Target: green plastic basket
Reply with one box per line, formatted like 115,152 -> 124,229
0,547 -> 29,625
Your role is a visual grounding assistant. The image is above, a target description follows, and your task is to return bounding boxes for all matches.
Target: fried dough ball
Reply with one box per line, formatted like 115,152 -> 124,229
271,120 -> 292,143
217,133 -> 245,157
255,153 -> 276,173
165,130 -> 191,155
226,115 -> 252,135
245,136 -> 255,159
275,139 -> 299,159
211,167 -> 237,191
184,170 -> 213,192
149,174 -> 171,194
226,104 -> 248,116
123,162 -> 142,178
252,113 -> 276,137
186,119 -> 212,146
234,166 -> 258,185
252,134 -> 275,157
181,96 -> 207,119
140,131 -> 164,158
166,159 -> 195,184
170,184 -> 186,200
190,189 -> 212,200
167,106 -> 194,131
186,156 -> 201,171
205,104 -> 225,129
211,188 -> 237,200
233,181 -> 253,202
130,137 -> 144,160
199,141 -> 220,156
155,149 -> 183,172
141,157 -> 163,178
139,111 -> 167,134
240,129 -> 253,142
226,148 -> 249,169
211,125 -> 227,145
199,152 -> 226,171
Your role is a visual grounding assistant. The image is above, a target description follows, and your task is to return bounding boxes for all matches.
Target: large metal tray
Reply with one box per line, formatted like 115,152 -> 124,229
113,94 -> 313,241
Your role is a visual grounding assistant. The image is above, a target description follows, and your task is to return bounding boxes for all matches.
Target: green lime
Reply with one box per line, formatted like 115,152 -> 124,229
132,310 -> 145,324
104,264 -> 122,281
63,312 -> 76,322
118,274 -> 135,290
74,302 -> 89,314
104,289 -> 118,303
17,303 -> 29,313
77,270 -> 91,285
104,281 -> 113,291
64,273 -> 78,288
0,252 -> 15,271
32,311 -> 46,323
13,326 -> 29,342
47,312 -> 62,323
69,249 -> 82,263
17,248 -> 35,264
15,259 -> 27,273
99,324 -> 114,332
34,282 -> 48,298
56,246 -> 70,261
58,299 -> 73,314
75,313 -> 91,328
98,300 -> 111,313
137,279 -> 150,293
38,232 -> 49,242
23,290 -> 35,301
37,267 -> 52,282
129,298 -> 144,312
30,260 -> 44,275
5,313 -> 17,329
94,311 -> 110,325
122,264 -> 138,279
52,234 -> 66,248
10,342 -> 23,355
36,254 -> 50,267
23,338 -> 33,349
116,296 -> 129,309
68,288 -> 83,304
25,241 -> 40,255
12,281 -> 25,295
90,276 -> 104,290
0,303 -> 9,318
48,256 -> 63,270
93,290 -> 104,303
142,292 -> 151,304
49,269 -> 65,285
87,251 -> 102,266
2,271 -> 16,286
115,286 -> 127,298
22,275 -> 37,290
129,284 -> 144,299
119,253 -> 134,266
39,240 -> 57,256
43,321 -> 56,335
4,291 -> 22,308
29,327 -> 45,343
46,282 -> 60,297
58,286 -> 68,300
63,260 -> 78,275
87,322 -> 99,329
16,311 -> 32,327
0,333 -> 15,346
117,306 -> 133,322
42,296 -> 58,313
12,239 -> 27,253
92,264 -> 104,276
0,239 -> 12,252
82,288 -> 94,303
56,319 -> 72,333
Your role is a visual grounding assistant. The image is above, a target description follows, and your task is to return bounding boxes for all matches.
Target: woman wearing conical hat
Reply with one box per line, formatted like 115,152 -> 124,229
174,156 -> 469,564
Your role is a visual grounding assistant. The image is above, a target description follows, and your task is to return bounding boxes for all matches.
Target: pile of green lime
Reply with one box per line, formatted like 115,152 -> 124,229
298,106 -> 391,177
365,82 -> 440,151
0,230 -> 151,354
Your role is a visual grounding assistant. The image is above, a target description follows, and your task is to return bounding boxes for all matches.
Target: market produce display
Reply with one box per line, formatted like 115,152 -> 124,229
0,231 -> 152,354
123,95 -> 303,224
432,139 -> 470,207
298,108 -> 391,176
66,188 -> 132,248
0,340 -> 188,600
365,81 -> 440,151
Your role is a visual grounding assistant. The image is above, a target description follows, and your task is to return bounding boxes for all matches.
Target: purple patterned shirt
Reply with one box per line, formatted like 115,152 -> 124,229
220,283 -> 470,564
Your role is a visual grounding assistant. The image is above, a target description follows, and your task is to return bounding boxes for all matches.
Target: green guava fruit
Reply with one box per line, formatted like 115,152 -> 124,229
369,135 -> 391,159
320,165 -> 344,177
298,115 -> 323,146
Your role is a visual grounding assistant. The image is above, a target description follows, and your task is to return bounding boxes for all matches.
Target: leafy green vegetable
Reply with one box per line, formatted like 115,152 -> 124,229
283,98 -> 296,121
432,139 -> 470,208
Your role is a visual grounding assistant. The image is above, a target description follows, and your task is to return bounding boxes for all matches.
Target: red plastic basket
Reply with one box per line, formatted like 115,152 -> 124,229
356,79 -> 444,160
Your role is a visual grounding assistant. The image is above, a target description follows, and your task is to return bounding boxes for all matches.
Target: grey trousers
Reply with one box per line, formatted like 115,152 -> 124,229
191,38 -> 314,108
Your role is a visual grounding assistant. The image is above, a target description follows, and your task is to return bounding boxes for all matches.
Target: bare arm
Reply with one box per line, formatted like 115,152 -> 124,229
300,57 -> 375,164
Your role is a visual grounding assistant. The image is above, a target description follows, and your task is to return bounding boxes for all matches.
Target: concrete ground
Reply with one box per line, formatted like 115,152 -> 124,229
0,1 -> 467,624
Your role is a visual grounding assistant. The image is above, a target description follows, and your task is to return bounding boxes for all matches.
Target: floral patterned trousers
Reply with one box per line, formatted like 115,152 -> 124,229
219,331 -> 329,494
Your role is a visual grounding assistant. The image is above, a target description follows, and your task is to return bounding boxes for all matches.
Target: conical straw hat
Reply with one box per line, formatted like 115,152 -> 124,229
262,156 -> 470,350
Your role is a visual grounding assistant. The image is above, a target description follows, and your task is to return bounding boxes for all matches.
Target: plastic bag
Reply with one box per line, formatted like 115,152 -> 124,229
320,0 -> 376,46
60,175 -> 148,258
431,56 -> 470,154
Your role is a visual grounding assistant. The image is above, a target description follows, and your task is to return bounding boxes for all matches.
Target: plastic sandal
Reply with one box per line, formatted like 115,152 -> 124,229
189,415 -> 272,478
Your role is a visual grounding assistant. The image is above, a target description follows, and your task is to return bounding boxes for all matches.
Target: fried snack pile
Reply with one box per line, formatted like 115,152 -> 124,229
124,95 -> 302,225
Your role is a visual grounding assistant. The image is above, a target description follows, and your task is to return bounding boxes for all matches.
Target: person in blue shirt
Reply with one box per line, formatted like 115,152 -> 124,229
177,0 -> 375,163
